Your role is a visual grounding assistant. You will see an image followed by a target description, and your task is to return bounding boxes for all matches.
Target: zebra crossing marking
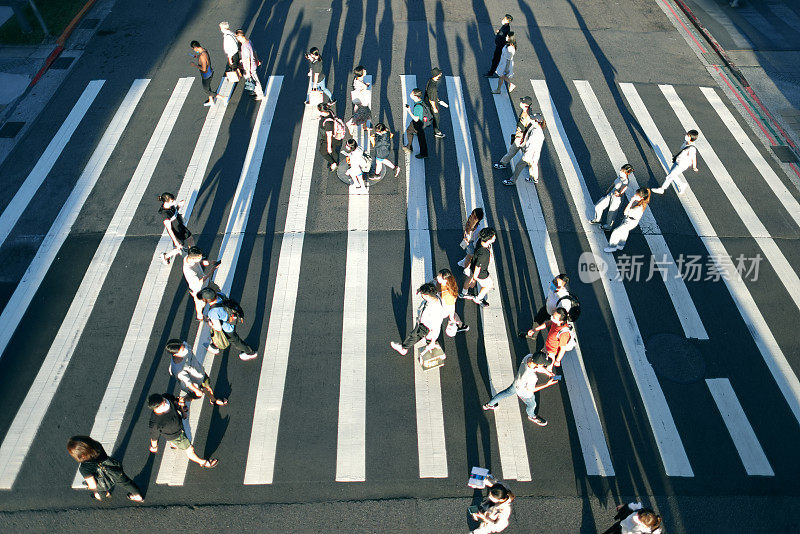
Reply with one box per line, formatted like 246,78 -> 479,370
533,79 -> 693,477
243,77 -> 318,485
336,75 -> 372,482
620,81 -> 800,430
573,80 -> 708,340
490,82 -> 614,477
448,76 -> 531,481
156,76 -> 283,486
0,77 -> 190,489
402,74 -> 449,479
0,80 -> 104,251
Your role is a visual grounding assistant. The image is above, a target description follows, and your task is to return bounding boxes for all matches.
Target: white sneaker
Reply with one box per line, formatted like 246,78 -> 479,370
390,342 -> 408,355
463,267 -> 471,277
652,187 -> 664,195
160,252 -> 170,265
239,352 -> 257,361
604,246 -> 619,253
207,344 -> 220,355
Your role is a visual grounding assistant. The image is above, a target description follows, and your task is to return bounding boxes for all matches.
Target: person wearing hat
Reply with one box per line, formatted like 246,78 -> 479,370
424,67 -> 448,139
481,351 -> 559,426
165,339 -> 227,406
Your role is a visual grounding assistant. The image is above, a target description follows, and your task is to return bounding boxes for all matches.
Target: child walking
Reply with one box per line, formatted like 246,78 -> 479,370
370,123 -> 401,178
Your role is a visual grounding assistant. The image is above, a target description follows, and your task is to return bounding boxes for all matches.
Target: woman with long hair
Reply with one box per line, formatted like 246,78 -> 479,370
604,188 -> 651,252
458,208 -> 485,276
158,192 -> 194,265
502,112 -> 546,186
67,435 -> 143,502
491,32 -> 516,94
305,47 -> 334,105
347,65 -> 372,136
437,268 -> 468,334
590,164 -> 633,229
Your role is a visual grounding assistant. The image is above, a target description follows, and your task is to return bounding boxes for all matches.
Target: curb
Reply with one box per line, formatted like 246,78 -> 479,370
670,0 -> 798,155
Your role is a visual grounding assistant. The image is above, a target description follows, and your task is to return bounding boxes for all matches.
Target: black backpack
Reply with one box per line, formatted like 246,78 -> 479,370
414,101 -> 434,128
211,293 -> 245,325
556,293 -> 581,322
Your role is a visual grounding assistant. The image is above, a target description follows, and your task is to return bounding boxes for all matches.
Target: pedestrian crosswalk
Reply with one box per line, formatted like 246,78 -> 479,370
0,66 -> 798,494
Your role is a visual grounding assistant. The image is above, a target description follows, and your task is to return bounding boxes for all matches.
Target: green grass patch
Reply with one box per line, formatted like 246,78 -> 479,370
0,0 -> 91,45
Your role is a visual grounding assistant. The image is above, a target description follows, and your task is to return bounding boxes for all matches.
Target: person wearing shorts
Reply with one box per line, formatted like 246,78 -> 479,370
147,393 -> 218,468
190,41 -> 215,107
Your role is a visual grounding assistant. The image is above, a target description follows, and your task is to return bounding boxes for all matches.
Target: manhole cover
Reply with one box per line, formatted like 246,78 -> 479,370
50,57 -> 75,70
646,333 -> 705,383
771,145 -> 798,163
0,121 -> 25,138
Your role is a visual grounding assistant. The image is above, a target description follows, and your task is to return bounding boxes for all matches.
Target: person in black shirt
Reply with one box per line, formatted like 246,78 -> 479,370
484,15 -> 513,77
147,393 -> 218,468
158,192 -> 194,265
67,435 -> 143,502
424,67 -> 448,139
305,47 -> 334,105
318,103 -> 342,170
460,227 -> 496,307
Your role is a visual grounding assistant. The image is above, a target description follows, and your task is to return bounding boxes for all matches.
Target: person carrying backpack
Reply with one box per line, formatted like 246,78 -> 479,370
318,103 -> 345,170
402,88 -> 430,159
198,287 -> 257,361
528,308 -> 575,372
525,273 -> 578,332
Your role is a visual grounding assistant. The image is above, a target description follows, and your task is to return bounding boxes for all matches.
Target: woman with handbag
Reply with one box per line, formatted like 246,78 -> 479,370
235,30 -> 264,100
67,435 -> 143,502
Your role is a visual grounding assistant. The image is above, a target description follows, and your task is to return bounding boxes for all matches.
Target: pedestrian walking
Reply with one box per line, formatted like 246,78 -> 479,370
590,164 -> 633,229
219,22 -> 241,75
424,67 -> 448,139
482,351 -> 559,426
436,268 -> 468,334
484,14 -> 513,78
604,188 -> 651,252
496,111 -> 545,185
305,47 -> 334,105
318,103 -> 345,171
182,246 -> 220,321
198,287 -> 258,361
460,227 -> 496,307
402,88 -> 431,159
527,308 -> 575,371
346,65 -> 372,136
343,138 -> 369,189
493,95 -> 531,168
490,33 -> 516,94
68,435 -> 143,502
235,29 -> 264,100
190,41 -> 215,107
458,210 -> 485,275
158,192 -> 194,264
469,475 -> 515,533
603,502 -> 663,534
147,393 -> 219,469
165,339 -> 227,406
390,282 -> 447,356
652,129 -> 698,195
370,123 -> 400,178
527,274 -> 572,331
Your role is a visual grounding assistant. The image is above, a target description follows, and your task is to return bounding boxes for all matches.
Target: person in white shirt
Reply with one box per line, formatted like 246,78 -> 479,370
470,477 -> 515,534
501,112 -> 545,186
347,65 -> 372,136
526,273 -> 571,332
652,129 -> 698,195
391,282 -> 447,355
343,139 -> 369,189
604,188 -> 651,252
182,246 -> 220,320
235,30 -> 263,100
218,22 -> 240,74
491,32 -> 516,94
165,339 -> 227,406
604,502 -> 663,534
591,164 -> 633,229
482,352 -> 559,426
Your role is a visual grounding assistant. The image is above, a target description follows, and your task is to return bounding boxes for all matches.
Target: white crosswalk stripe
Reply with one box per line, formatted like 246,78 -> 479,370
489,83 -> 614,477
620,81 -> 800,431
533,79 -> 693,477
0,77 -> 190,489
448,76 -> 531,481
573,80 -> 708,340
156,76 -> 283,486
0,80 -> 103,252
402,75 -> 449,479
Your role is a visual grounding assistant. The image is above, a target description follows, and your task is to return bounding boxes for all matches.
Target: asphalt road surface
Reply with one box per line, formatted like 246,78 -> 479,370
0,0 -> 799,532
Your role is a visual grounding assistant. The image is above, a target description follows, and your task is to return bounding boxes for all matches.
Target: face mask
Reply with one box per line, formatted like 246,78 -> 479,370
549,281 -> 558,292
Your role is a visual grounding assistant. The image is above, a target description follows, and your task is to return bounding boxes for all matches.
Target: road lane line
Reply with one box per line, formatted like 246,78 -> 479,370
701,87 -> 800,229
449,76 -> 530,481
490,82 -> 614,477
400,75 -> 449,479
0,77 -> 190,489
706,378 -> 773,476
621,82 -> 800,431
0,80 -> 104,249
0,79 -> 148,364
336,75 -> 371,482
71,79 -> 238,488
156,77 -> 283,486
533,79 -> 693,477
243,79 -> 318,485
574,80 -> 708,340
660,85 -> 800,315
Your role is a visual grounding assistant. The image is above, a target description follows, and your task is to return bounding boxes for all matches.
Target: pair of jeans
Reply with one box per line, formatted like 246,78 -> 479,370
488,45 -> 504,75
405,120 -> 428,157
309,77 -> 333,101
488,385 -> 539,419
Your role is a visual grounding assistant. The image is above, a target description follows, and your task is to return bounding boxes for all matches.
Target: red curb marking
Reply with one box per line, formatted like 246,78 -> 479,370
28,45 -> 63,88
661,0 -> 707,53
